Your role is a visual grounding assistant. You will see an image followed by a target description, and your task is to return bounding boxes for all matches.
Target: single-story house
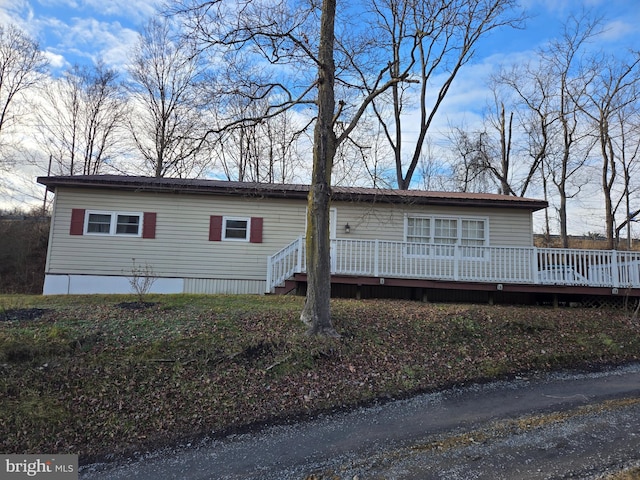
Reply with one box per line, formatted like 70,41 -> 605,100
37,175 -> 554,297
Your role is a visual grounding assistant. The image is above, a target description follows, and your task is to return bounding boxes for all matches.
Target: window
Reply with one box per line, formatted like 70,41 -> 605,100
209,216 -> 263,243
85,211 -> 142,236
462,220 -> 485,245
223,217 -> 250,241
86,213 -> 112,234
434,218 -> 457,256
407,217 -> 430,243
461,219 -> 486,257
405,215 -> 488,257
116,214 -> 140,235
406,216 -> 431,255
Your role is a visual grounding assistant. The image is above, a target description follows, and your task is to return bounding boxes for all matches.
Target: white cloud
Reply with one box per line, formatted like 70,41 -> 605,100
99,26 -> 139,70
47,16 -> 138,70
1,0 -> 163,72
82,0 -> 162,24
600,19 -> 636,44
43,49 -> 66,68
0,0 -> 36,34
36,0 -> 79,7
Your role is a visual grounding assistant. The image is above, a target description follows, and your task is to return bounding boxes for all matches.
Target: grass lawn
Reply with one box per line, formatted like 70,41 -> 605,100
1,294 -> 639,464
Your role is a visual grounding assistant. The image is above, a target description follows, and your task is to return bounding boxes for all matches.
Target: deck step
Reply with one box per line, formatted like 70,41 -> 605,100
274,279 -> 297,295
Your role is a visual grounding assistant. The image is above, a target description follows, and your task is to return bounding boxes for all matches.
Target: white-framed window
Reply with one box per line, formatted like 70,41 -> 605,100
461,219 -> 486,257
406,216 -> 431,256
434,218 -> 458,256
404,215 -> 488,258
223,217 -> 250,241
85,211 -> 142,236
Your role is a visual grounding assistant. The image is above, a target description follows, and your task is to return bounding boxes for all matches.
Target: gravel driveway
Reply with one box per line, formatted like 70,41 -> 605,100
80,363 -> 640,479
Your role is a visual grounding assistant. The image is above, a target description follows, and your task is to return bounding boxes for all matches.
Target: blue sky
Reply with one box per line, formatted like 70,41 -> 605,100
1,0 -> 163,71
2,0 -> 640,234
482,0 -> 639,56
2,0 -> 638,76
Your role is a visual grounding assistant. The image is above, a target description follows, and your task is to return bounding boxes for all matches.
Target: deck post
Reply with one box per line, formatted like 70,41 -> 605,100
296,235 -> 304,273
374,239 -> 379,277
611,250 -> 620,288
454,244 -> 460,281
266,256 -> 273,293
532,247 -> 539,284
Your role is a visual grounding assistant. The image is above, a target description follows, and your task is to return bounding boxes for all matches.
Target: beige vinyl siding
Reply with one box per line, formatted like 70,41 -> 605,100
334,202 -> 533,247
333,203 -> 403,241
47,187 -> 306,281
47,187 -> 535,284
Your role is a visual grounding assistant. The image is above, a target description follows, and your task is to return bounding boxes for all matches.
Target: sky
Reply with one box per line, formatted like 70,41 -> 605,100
2,0 -> 638,78
1,0 -> 640,234
0,0 -> 163,71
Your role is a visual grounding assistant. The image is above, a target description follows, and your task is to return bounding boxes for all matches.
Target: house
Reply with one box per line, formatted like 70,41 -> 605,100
37,175 -> 640,303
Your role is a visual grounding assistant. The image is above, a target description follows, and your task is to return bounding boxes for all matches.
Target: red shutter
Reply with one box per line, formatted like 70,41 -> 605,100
70,208 -> 85,235
142,212 -> 156,239
250,217 -> 263,243
209,215 -> 223,241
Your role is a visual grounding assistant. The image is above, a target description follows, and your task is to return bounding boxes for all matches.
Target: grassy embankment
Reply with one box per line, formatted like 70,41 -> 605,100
1,293 -> 639,464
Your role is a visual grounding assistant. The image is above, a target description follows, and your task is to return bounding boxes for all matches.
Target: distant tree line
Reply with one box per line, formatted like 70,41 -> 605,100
0,209 -> 49,294
1,6 -> 638,251
447,13 -> 640,250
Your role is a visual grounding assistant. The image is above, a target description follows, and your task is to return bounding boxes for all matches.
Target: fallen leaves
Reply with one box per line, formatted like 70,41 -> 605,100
0,296 -> 639,463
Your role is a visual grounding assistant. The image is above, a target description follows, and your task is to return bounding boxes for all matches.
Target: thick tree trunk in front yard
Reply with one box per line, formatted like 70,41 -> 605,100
300,0 -> 339,337
301,182 -> 335,336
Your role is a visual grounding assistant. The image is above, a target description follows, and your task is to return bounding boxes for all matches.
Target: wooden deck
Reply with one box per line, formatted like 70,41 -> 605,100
267,237 -> 640,305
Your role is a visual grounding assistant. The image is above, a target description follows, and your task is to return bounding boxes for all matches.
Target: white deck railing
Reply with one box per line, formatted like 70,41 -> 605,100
266,238 -> 640,293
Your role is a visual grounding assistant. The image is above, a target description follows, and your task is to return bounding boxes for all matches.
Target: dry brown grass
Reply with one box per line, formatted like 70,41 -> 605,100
2,294 -> 640,464
602,466 -> 640,479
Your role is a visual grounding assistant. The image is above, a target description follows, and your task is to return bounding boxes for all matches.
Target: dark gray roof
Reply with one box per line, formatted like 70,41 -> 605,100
37,175 -> 548,211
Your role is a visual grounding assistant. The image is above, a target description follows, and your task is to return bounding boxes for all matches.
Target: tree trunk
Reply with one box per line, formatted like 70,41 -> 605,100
601,124 -> 616,250
559,187 -> 568,248
300,0 -> 339,337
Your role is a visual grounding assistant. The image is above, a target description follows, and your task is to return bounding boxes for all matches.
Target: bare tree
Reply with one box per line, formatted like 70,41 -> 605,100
263,111 -> 306,183
0,24 -> 48,166
173,0 -> 408,335
331,102 -> 397,188
493,59 -> 562,239
493,14 -> 599,247
447,84 -> 529,196
448,128 -> 495,193
488,101 -> 515,195
416,138 -> 449,191
543,14 -> 602,247
614,107 -> 640,249
301,0 -> 338,335
37,62 -> 128,175
215,97 -> 305,183
332,115 -> 397,188
581,53 -> 640,249
498,65 -> 556,190
451,65 -> 560,201
365,0 -> 524,190
127,17 -> 207,178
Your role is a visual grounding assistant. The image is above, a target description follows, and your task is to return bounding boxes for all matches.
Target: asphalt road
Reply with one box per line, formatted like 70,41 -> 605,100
80,363 -> 640,480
